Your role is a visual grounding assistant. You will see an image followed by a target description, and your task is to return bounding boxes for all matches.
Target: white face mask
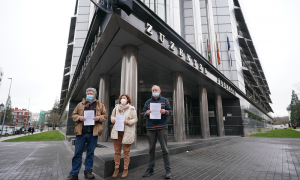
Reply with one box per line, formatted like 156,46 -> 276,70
120,99 -> 127,105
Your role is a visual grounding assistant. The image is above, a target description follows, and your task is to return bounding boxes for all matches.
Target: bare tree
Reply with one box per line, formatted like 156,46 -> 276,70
46,98 -> 61,130
274,116 -> 290,125
31,120 -> 38,127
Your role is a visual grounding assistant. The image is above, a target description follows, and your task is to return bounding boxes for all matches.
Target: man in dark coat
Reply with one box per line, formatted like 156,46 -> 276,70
142,85 -> 172,179
28,127 -> 31,135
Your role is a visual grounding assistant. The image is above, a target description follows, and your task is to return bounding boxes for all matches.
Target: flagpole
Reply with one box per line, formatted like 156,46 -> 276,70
215,32 -> 220,70
215,33 -> 218,70
226,31 -> 233,81
206,32 -> 209,61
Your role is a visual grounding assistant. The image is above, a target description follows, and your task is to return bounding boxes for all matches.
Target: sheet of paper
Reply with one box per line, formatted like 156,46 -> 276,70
115,115 -> 125,131
150,103 -> 161,119
84,110 -> 95,126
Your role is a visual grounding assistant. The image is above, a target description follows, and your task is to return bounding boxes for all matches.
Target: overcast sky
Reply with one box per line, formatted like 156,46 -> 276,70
0,0 -> 299,117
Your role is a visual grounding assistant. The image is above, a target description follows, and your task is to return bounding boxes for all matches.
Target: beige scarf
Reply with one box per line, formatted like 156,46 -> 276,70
118,104 -> 130,115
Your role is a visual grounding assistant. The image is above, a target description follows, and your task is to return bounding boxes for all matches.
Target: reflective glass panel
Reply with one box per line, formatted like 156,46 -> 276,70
142,0 -> 170,25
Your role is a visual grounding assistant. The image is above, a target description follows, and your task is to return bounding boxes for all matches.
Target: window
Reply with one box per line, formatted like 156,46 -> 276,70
142,0 -> 170,25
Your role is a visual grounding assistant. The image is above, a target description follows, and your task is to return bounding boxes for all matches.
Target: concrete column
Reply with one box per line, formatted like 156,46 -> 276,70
205,0 -> 217,67
215,94 -> 225,137
199,86 -> 210,139
192,0 -> 204,55
120,45 -> 138,148
98,74 -> 111,142
172,72 -> 186,142
169,0 -> 181,35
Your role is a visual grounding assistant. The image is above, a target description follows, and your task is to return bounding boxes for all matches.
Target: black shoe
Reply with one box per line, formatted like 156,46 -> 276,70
142,168 -> 154,177
165,169 -> 171,179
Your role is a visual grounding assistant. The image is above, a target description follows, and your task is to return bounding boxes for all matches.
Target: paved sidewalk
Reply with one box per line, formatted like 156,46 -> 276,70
0,141 -> 104,180
1,137 -> 300,180
107,137 -> 300,180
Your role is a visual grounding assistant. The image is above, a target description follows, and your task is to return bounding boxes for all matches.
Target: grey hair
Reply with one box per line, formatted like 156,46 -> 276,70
86,87 -> 97,95
152,85 -> 161,90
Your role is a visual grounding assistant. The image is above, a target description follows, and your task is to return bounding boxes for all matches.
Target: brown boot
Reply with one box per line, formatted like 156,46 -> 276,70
84,172 -> 95,179
121,169 -> 128,178
66,175 -> 78,180
112,168 -> 119,178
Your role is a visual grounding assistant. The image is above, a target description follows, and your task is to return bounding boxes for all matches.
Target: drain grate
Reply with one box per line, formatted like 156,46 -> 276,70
96,144 -> 107,148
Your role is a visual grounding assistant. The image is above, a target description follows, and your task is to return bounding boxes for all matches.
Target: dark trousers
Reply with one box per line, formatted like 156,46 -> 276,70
147,129 -> 171,170
70,133 -> 98,176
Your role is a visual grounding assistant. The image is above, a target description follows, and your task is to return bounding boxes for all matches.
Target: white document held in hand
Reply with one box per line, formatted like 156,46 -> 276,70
84,110 -> 95,126
115,115 -> 125,131
150,103 -> 161,119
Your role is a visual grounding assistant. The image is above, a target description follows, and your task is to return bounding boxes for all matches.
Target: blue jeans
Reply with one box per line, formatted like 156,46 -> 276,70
70,133 -> 98,176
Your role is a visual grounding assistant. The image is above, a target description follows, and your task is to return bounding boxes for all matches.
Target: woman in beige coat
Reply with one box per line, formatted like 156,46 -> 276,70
111,94 -> 137,178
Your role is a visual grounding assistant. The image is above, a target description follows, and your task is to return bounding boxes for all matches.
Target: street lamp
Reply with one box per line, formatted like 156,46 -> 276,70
27,98 -> 30,130
0,78 -> 12,137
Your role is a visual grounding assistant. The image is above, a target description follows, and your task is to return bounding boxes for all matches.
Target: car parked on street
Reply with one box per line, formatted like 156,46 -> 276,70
0,128 -> 14,136
273,125 -> 287,129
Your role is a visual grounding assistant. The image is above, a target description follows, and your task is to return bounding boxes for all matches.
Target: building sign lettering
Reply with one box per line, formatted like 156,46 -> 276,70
145,23 -> 153,35
145,22 -> 209,77
186,54 -> 191,62
217,78 -> 236,95
146,22 -> 236,96
178,48 -> 183,57
169,41 -> 174,51
193,59 -> 197,67
158,32 -> 165,43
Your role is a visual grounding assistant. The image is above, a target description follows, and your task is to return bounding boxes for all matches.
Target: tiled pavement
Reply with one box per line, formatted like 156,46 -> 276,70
0,141 -> 104,180
108,137 -> 300,180
1,137 -> 300,180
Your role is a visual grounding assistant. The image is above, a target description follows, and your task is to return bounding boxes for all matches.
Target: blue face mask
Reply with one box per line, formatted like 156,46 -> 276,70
152,92 -> 159,98
86,95 -> 93,101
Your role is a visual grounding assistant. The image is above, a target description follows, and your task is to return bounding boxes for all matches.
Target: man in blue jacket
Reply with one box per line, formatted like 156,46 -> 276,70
142,85 -> 172,179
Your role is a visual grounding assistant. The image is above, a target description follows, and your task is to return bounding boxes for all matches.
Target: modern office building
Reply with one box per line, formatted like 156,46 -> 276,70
38,110 -> 46,128
59,0 -> 274,142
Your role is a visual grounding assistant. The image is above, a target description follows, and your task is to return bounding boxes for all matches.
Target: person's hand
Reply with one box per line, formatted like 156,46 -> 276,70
146,110 -> 151,115
112,117 -> 116,123
160,109 -> 165,114
79,116 -> 86,121
93,116 -> 100,121
124,120 -> 129,125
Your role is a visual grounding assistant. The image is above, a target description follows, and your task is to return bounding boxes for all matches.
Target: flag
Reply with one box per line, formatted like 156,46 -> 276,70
216,34 -> 221,65
227,35 -> 232,66
207,36 -> 211,63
